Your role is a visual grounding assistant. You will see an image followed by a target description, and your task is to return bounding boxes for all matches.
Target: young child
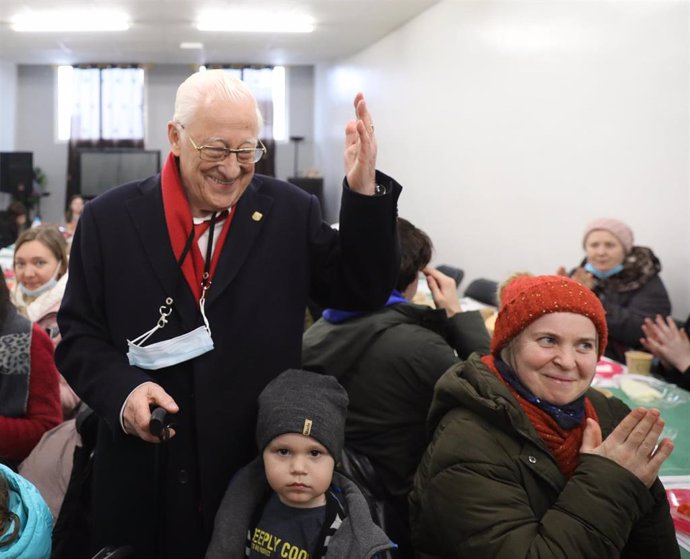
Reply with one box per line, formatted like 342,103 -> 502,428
206,369 -> 395,559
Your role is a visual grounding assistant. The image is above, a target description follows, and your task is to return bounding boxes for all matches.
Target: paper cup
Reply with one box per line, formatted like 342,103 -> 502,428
624,350 -> 654,375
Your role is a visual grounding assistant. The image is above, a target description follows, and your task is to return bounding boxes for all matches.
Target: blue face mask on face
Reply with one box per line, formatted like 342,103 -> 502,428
584,261 -> 624,279
19,263 -> 61,297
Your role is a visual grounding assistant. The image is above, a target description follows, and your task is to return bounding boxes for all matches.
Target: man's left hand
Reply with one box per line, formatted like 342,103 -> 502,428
344,92 -> 377,196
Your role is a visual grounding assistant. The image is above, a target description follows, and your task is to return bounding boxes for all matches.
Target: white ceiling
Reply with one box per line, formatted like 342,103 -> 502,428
0,1 -> 440,66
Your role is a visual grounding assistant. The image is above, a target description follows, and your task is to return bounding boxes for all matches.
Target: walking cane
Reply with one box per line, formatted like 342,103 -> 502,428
149,407 -> 175,559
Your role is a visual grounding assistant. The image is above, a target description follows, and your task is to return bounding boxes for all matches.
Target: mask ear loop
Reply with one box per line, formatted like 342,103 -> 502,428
127,299 -> 173,347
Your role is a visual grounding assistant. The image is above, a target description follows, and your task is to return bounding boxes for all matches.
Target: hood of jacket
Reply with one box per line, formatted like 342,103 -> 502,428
0,463 -> 52,559
426,353 -> 544,443
427,354 -> 628,451
302,302 -> 449,380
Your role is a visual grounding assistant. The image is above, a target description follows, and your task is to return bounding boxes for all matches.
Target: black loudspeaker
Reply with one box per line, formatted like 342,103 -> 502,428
0,152 -> 33,198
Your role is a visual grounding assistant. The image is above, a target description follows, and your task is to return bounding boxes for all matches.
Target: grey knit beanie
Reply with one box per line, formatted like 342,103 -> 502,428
256,369 -> 348,461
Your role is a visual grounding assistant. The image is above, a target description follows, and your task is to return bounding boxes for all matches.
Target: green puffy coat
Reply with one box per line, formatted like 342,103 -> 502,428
409,354 -> 679,559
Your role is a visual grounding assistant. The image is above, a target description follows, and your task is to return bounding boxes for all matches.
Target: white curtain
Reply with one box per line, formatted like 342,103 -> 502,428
101,68 -> 145,140
70,68 -> 100,140
70,67 -> 144,141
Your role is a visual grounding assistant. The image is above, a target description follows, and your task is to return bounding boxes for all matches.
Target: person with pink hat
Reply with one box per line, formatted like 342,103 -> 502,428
409,274 -> 679,559
557,217 -> 671,362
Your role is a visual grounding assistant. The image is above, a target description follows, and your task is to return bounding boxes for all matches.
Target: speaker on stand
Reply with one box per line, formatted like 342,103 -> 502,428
0,152 -> 34,203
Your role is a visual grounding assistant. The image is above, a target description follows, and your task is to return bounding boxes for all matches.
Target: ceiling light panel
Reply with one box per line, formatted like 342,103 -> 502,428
11,9 -> 130,32
196,11 -> 314,33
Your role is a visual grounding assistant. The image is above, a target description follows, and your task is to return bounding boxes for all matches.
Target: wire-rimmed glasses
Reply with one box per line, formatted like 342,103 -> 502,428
177,122 -> 266,164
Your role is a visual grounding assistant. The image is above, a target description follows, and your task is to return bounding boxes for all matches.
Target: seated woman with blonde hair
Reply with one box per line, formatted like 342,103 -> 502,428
410,274 -> 678,559
558,217 -> 671,362
11,225 -> 69,323
11,225 -> 80,419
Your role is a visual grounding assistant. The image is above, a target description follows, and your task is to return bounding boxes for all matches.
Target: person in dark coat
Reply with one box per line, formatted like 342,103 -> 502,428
641,313 -> 690,390
558,217 -> 671,362
303,218 -> 490,558
55,70 -> 401,559
410,274 -> 679,559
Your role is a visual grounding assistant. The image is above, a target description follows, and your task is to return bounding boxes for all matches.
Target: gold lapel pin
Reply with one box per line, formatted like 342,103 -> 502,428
251,211 -> 263,222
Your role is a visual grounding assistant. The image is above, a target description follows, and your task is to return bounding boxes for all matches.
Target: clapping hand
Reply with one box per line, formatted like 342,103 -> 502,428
641,314 -> 690,372
580,407 -> 673,488
344,92 -> 377,196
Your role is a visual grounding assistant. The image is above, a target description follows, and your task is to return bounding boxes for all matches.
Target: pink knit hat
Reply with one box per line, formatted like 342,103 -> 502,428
582,218 -> 634,254
491,275 -> 608,359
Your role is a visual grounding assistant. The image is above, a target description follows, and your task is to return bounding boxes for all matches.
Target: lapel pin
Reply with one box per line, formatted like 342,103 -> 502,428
251,211 -> 263,222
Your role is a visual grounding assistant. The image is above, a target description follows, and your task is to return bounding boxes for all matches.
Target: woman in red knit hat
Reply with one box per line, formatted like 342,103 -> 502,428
409,274 -> 679,559
558,217 -> 671,362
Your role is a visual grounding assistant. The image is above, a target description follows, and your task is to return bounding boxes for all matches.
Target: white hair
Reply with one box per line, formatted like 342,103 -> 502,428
172,69 -> 264,134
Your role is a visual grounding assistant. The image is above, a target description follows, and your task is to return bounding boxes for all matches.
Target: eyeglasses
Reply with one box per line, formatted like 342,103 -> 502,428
177,123 -> 266,164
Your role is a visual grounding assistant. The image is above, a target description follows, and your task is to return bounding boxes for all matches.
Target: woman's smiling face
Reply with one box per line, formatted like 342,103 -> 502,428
506,312 -> 599,406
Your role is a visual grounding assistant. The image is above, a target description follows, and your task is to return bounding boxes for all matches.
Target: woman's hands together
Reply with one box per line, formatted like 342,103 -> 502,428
580,407 -> 673,488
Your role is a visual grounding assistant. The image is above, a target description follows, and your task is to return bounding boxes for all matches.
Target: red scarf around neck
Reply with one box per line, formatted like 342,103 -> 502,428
481,354 -> 598,479
161,152 -> 235,302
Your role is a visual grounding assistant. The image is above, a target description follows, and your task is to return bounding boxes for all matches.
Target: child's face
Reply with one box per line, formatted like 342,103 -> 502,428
263,432 -> 335,509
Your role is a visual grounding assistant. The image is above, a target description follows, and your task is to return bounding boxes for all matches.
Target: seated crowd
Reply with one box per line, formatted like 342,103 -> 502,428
0,208 -> 687,558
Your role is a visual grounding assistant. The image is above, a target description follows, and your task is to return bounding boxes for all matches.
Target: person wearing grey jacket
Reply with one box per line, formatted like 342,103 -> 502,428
206,459 -> 394,559
206,370 -> 395,559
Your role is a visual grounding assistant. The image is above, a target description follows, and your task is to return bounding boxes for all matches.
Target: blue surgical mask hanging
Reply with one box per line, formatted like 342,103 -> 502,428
585,261 -> 624,279
126,296 -> 214,370
19,262 -> 61,297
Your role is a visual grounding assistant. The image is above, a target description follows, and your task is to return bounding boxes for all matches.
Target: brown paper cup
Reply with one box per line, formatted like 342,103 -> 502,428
624,350 -> 654,375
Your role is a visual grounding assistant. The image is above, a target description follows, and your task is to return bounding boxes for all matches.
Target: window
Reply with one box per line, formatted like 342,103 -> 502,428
56,65 -> 145,142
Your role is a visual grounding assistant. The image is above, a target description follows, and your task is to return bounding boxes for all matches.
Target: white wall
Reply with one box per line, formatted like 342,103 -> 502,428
0,63 -> 17,151
315,0 -> 690,319
0,62 -> 18,210
15,65 -> 65,222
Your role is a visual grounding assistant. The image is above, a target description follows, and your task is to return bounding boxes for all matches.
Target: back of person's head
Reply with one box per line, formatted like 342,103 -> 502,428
492,274 -> 608,359
256,369 -> 349,462
7,201 -> 26,221
396,218 -> 433,292
14,225 -> 69,278
582,217 -> 634,254
172,69 -> 264,134
0,464 -> 52,557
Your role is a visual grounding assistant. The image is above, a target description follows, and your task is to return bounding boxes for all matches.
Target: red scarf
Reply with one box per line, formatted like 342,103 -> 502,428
161,152 -> 235,302
481,355 -> 598,479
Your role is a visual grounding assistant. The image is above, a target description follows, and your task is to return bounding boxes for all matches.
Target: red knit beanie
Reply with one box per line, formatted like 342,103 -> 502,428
582,218 -> 634,254
491,275 -> 608,359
